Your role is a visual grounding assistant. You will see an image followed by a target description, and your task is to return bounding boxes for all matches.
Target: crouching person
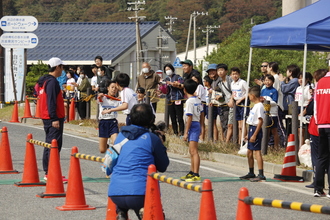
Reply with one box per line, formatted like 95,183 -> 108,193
108,103 -> 170,220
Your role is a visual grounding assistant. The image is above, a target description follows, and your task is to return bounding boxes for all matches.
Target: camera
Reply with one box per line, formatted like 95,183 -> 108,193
150,121 -> 166,142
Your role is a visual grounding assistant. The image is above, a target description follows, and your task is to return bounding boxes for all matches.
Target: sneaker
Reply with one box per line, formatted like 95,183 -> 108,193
314,190 -> 326,197
305,184 -> 314,188
239,173 -> 256,180
62,176 -> 68,183
116,211 -> 128,220
43,175 -> 48,181
139,208 -> 144,219
180,173 -> 194,180
185,175 -> 201,182
250,175 -> 266,182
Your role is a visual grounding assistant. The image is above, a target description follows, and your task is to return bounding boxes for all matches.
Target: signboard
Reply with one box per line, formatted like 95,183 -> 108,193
5,48 -> 25,102
0,33 -> 38,49
173,57 -> 182,68
0,16 -> 38,32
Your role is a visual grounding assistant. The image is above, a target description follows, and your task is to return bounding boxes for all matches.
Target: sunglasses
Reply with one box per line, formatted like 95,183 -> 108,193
260,65 -> 268,67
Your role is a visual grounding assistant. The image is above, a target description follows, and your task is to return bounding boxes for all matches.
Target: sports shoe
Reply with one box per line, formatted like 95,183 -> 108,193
314,190 -> 326,197
180,173 -> 194,180
239,173 -> 256,180
116,211 -> 128,220
250,175 -> 266,182
43,175 -> 68,183
139,208 -> 144,219
185,175 -> 201,182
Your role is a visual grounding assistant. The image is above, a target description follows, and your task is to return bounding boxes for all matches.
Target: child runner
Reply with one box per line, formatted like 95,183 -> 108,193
261,74 -> 280,150
109,73 -> 137,126
191,75 -> 207,142
97,80 -> 120,153
181,79 -> 203,182
240,86 -> 266,181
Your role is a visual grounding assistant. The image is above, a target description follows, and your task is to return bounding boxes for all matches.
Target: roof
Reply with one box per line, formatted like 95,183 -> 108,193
26,21 -> 160,64
250,0 -> 330,51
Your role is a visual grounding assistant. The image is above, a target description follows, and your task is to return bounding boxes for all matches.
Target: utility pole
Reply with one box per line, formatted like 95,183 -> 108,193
127,0 -> 146,88
192,11 -> 208,66
156,27 -> 169,70
202,25 -> 220,56
0,0 -> 4,103
185,14 -> 193,61
164,16 -> 177,34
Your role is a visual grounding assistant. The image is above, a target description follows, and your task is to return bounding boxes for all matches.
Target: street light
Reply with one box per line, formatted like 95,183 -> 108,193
192,11 -> 208,66
202,25 -> 220,56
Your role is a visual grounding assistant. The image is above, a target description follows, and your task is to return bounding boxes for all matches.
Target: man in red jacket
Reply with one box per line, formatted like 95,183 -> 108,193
314,71 -> 330,197
38,57 -> 66,182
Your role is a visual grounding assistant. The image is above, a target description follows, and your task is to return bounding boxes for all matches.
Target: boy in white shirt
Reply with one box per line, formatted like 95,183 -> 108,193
108,73 -> 137,125
230,67 -> 248,144
240,86 -> 266,182
181,79 -> 203,182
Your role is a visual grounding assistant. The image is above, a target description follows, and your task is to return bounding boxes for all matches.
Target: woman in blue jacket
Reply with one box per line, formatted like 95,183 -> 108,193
108,103 -> 169,220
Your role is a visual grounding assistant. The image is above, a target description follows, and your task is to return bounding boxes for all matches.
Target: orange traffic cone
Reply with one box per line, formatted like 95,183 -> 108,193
273,134 -> 304,182
143,164 -> 164,220
34,98 -> 41,118
199,179 -> 217,220
9,101 -> 20,123
69,98 -> 75,121
14,134 -> 46,187
36,139 -> 66,198
0,127 -> 19,174
236,187 -> 253,220
22,96 -> 32,118
105,197 -> 118,220
57,146 -> 95,210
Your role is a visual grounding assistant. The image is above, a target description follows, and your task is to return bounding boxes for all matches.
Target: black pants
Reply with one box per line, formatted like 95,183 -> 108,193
168,101 -> 184,135
77,101 -> 87,119
110,195 -> 145,220
42,118 -> 64,175
315,128 -> 330,191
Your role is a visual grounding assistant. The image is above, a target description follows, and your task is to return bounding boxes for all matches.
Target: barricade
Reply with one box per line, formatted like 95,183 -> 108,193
236,187 -> 330,219
146,164 -> 217,220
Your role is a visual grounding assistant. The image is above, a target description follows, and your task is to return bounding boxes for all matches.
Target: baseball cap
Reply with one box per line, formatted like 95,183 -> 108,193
206,64 -> 218,73
48,57 -> 66,67
180,59 -> 193,66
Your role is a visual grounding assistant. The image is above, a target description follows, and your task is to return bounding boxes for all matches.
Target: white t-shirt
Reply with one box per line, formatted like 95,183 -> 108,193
246,102 -> 265,126
119,87 -> 137,115
98,97 -> 121,120
185,96 -> 203,122
295,85 -> 311,107
91,76 -> 98,88
195,84 -> 207,103
231,78 -> 248,101
66,78 -> 76,93
263,96 -> 278,117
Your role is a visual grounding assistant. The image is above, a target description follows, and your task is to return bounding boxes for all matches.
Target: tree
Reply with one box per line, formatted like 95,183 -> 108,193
25,61 -> 49,96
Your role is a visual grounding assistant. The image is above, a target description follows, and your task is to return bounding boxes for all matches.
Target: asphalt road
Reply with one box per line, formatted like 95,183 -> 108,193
1,121 -> 330,220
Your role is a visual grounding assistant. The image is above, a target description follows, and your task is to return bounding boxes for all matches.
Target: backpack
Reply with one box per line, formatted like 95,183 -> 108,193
101,138 -> 129,176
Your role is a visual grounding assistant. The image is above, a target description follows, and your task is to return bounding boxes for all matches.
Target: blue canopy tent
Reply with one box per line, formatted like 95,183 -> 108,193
244,0 -> 330,149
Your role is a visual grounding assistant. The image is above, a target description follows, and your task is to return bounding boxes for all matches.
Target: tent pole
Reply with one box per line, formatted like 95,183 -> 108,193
297,44 -> 307,165
241,47 -> 253,147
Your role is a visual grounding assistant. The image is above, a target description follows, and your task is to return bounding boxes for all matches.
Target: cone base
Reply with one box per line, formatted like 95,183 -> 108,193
273,174 -> 304,182
0,170 -> 19,174
56,204 -> 96,211
9,120 -> 20,123
14,181 -> 46,187
36,192 -> 66,198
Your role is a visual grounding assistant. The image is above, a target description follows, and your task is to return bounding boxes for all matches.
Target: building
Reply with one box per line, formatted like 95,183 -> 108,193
282,0 -> 319,16
27,21 -> 177,81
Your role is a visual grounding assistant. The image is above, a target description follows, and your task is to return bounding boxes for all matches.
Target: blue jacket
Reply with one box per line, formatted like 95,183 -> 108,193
281,78 -> 299,111
261,86 -> 278,102
165,73 -> 184,101
108,125 -> 169,196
